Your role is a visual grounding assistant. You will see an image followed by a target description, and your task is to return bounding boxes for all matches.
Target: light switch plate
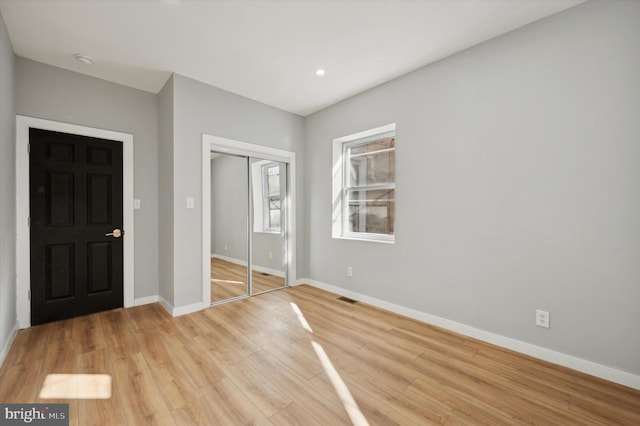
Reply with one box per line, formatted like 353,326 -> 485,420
186,197 -> 195,209
134,199 -> 141,210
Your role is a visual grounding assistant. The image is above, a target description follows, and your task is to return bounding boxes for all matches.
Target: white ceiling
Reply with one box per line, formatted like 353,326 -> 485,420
0,0 -> 584,116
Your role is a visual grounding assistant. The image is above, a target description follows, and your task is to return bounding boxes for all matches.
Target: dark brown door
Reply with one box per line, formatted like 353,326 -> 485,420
29,128 -> 124,325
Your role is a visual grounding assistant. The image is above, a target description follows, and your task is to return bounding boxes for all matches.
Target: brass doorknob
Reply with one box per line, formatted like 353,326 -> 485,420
105,229 -> 122,238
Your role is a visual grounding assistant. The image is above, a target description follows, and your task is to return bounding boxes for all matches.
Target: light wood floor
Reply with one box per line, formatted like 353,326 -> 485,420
211,257 -> 284,303
1,285 -> 639,425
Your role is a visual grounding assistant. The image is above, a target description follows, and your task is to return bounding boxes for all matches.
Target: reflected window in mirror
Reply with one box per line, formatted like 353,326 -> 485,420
262,162 -> 281,232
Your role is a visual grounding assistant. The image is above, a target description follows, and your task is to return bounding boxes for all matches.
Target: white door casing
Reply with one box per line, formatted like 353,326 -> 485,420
202,134 -> 296,307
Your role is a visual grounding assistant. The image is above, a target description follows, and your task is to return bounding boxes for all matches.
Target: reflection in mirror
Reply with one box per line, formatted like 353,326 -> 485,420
210,153 -> 249,302
250,159 -> 286,294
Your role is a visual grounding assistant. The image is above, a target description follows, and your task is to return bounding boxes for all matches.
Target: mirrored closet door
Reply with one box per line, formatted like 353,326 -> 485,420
209,153 -> 287,304
210,153 -> 249,303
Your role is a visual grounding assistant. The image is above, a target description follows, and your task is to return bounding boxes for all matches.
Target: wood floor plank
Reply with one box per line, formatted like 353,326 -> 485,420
0,321 -> 51,368
261,337 -> 325,380
245,348 -> 351,425
310,373 -> 425,426
206,347 -> 291,417
269,402 -> 324,426
111,352 -> 173,423
350,373 -> 451,425
167,337 -> 227,389
0,362 -> 41,402
73,350 -> 128,426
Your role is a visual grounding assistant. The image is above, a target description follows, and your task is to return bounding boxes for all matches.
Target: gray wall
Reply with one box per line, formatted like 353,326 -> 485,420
158,77 -> 174,305
252,233 -> 285,273
304,0 -> 640,375
15,58 -> 160,301
170,74 -> 305,307
0,10 -> 16,359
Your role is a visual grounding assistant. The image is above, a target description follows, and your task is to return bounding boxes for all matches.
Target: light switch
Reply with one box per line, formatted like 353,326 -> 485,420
186,197 -> 195,209
134,199 -> 141,210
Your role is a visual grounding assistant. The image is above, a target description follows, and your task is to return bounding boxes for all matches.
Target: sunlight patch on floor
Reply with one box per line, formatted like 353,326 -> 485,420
311,341 -> 370,425
290,302 -> 313,333
39,374 -> 112,399
211,278 -> 245,285
291,301 -> 369,424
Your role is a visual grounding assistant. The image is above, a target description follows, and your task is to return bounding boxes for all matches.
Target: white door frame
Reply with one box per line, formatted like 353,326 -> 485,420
202,134 -> 296,307
16,116 -> 135,328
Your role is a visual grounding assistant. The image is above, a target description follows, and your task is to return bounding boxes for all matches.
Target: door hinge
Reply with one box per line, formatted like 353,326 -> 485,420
28,143 -> 30,154
28,289 -> 31,301
27,216 -> 30,227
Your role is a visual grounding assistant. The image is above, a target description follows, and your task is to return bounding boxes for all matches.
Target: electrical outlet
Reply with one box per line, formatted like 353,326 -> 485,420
224,244 -> 228,251
268,251 -> 273,259
536,310 -> 550,328
347,266 -> 353,277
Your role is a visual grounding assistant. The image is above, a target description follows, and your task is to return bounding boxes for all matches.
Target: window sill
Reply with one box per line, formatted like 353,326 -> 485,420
333,235 -> 395,244
254,229 -> 281,235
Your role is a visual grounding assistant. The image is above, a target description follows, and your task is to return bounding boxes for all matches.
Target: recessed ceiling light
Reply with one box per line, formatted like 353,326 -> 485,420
74,54 -> 93,65
315,69 -> 326,76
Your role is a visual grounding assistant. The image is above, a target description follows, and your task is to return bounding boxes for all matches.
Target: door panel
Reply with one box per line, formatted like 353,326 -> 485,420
46,243 -> 75,299
47,171 -> 74,226
87,174 -> 113,224
210,153 -> 249,303
30,128 -> 124,325
87,242 -> 112,293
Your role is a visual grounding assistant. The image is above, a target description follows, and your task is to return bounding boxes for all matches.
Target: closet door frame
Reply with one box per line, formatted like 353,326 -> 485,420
202,134 -> 296,307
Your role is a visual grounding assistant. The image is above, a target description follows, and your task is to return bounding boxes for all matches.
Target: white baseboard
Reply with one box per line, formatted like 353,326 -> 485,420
298,278 -> 640,391
252,265 -> 286,278
212,254 -> 286,278
158,296 -> 173,316
134,295 -> 159,306
212,253 -> 248,267
173,302 -> 206,317
158,295 -> 205,317
0,321 -> 19,369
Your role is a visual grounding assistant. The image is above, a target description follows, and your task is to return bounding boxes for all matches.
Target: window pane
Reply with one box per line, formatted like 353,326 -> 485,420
267,198 -> 280,229
269,198 -> 280,210
348,138 -> 395,187
349,137 -> 395,156
347,189 -> 395,235
269,209 -> 281,229
267,166 -> 280,196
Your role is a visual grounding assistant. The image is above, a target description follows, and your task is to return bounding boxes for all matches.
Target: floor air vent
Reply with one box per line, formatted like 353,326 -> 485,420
337,296 -> 358,304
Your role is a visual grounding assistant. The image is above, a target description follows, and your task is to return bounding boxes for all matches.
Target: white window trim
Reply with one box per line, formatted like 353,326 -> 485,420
332,123 -> 396,244
250,160 -> 281,234
262,162 -> 281,233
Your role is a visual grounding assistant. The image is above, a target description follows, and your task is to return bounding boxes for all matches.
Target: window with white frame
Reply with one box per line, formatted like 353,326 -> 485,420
262,162 -> 281,232
332,123 -> 396,243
